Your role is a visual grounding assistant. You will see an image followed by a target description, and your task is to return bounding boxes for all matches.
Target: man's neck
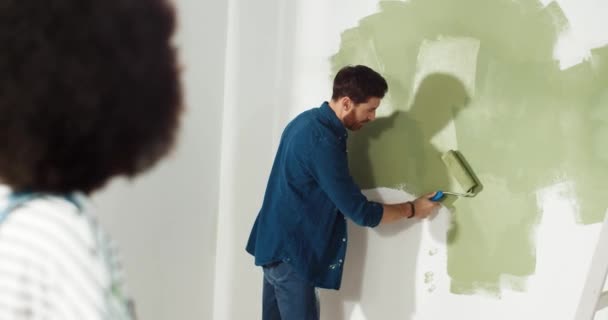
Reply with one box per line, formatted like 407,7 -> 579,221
328,99 -> 345,125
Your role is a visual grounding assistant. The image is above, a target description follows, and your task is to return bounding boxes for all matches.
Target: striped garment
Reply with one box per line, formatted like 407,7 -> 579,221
0,186 -> 135,320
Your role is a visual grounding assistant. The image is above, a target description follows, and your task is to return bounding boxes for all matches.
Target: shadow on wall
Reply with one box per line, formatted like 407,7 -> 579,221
321,74 -> 469,320
325,0 -> 608,317
349,73 -> 469,211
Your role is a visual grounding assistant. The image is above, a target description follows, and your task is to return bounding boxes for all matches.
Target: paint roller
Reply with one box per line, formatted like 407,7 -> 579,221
430,150 -> 481,202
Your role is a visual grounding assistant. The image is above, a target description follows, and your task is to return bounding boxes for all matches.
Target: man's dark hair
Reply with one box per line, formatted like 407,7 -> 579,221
0,0 -> 182,194
331,65 -> 388,104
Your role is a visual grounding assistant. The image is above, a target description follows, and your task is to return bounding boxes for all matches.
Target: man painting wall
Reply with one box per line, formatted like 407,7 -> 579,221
246,65 -> 440,320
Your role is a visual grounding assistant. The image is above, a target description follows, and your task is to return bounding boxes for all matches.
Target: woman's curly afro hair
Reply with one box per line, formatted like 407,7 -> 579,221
0,0 -> 182,194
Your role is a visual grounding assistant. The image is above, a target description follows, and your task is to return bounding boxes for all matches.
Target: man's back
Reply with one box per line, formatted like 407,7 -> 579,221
246,102 -> 383,290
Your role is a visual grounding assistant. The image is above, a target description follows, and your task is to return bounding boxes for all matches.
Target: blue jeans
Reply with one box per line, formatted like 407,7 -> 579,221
262,262 -> 319,320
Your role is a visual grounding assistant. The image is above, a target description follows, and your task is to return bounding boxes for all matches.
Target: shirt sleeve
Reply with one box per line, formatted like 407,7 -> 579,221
308,137 -> 383,227
0,207 -> 105,320
0,220 -> 60,319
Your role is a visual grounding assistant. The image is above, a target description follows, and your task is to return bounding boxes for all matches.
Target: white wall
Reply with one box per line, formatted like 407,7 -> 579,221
213,0 -> 608,320
81,0 -> 608,319
93,1 -> 228,319
212,0 -> 299,318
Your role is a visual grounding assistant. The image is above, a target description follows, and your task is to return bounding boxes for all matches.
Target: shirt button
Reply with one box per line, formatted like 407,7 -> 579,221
342,238 -> 346,242
339,259 -> 343,263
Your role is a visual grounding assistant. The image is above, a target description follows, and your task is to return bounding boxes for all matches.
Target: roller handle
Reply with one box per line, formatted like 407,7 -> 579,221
430,190 -> 445,202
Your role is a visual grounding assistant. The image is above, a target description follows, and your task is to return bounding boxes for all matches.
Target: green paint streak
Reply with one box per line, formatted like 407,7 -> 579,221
331,0 -> 608,295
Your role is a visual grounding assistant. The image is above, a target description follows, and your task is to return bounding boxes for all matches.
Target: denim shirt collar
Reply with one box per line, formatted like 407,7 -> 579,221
319,101 -> 347,139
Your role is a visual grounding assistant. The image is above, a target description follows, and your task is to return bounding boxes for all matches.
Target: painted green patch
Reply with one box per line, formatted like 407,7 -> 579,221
331,0 -> 608,295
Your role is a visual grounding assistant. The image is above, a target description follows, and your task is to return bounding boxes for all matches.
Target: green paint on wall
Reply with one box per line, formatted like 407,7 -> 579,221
331,0 -> 608,295
347,73 -> 470,196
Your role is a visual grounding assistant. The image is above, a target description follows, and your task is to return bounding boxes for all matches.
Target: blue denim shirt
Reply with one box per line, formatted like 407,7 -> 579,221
246,102 -> 384,290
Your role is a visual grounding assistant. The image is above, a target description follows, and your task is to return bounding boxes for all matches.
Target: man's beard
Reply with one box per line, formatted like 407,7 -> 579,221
344,113 -> 366,131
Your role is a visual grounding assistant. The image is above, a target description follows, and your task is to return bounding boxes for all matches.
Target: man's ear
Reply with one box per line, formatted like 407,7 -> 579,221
341,96 -> 353,112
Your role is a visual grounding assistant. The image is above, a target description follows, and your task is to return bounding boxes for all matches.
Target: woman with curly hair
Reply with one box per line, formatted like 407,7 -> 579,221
0,0 -> 182,319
